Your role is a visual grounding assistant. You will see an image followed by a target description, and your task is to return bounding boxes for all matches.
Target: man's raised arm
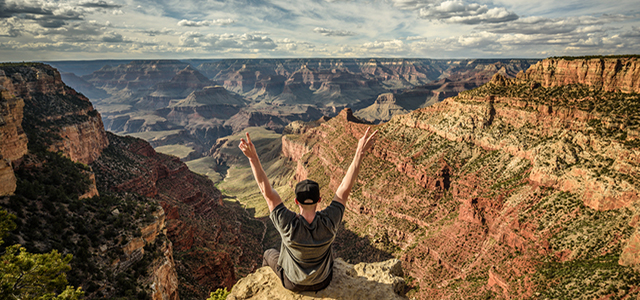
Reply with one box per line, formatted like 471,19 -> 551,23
333,127 -> 378,206
239,132 -> 282,212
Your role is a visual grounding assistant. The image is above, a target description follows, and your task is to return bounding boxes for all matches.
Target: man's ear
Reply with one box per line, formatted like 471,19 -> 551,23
318,196 -> 322,203
294,199 -> 299,205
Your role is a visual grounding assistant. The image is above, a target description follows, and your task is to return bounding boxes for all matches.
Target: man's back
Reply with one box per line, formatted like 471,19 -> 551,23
270,201 -> 345,285
238,128 -> 377,291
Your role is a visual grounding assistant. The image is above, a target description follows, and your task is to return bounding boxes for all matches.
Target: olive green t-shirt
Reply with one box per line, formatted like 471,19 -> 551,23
270,201 -> 345,285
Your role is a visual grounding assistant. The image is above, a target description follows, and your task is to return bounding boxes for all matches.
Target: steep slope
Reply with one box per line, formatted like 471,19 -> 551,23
0,68 -> 28,196
0,63 -> 108,165
274,57 -> 640,299
0,63 -> 177,299
92,133 -> 265,299
521,56 -> 640,93
0,63 -> 264,300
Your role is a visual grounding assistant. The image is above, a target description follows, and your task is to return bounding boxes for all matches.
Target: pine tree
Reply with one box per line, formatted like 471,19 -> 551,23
0,209 -> 84,299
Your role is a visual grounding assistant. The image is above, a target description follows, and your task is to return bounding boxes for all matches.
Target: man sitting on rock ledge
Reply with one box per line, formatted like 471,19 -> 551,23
239,127 -> 378,292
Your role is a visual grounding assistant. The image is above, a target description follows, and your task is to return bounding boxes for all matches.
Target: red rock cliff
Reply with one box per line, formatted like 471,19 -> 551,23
280,58 -> 640,299
92,133 -> 264,298
0,82 -> 28,196
0,64 -> 108,164
519,57 -> 640,93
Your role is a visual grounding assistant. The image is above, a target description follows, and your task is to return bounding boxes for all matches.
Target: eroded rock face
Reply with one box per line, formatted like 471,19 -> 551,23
278,57 -> 640,299
82,60 -> 191,90
228,258 -> 407,300
0,158 -> 16,196
0,63 -> 108,165
0,87 -> 28,162
0,78 -> 28,196
520,57 -> 640,93
92,133 -> 264,298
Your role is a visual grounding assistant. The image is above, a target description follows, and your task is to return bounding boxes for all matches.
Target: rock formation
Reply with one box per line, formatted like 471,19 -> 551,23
0,63 -> 108,165
270,57 -> 640,299
91,133 -> 265,298
82,60 -> 191,91
0,79 -> 28,162
0,63 -> 264,300
228,258 -> 407,300
520,56 -> 640,93
0,63 -> 179,299
0,70 -> 28,196
60,58 -> 536,163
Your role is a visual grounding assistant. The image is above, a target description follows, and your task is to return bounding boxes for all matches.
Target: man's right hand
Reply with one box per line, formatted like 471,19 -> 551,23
239,132 -> 257,160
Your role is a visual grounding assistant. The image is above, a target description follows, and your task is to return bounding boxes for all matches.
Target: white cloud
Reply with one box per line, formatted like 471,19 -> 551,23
362,39 -> 406,50
0,17 -> 22,37
313,27 -> 357,36
101,31 -> 125,43
391,0 -> 434,10
139,28 -> 175,36
406,36 -> 427,41
177,18 -> 235,27
179,32 -> 277,50
78,1 -> 123,9
419,1 -> 518,24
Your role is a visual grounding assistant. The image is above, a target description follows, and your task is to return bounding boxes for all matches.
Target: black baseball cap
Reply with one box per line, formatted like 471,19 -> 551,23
295,179 -> 320,204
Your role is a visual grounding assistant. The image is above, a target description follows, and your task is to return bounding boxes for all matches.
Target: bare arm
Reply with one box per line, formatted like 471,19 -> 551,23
333,127 -> 378,206
239,132 -> 283,212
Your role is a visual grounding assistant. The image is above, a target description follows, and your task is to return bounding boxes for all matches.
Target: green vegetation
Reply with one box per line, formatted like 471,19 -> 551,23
186,156 -> 223,183
2,148 -> 162,299
207,288 -> 230,300
536,254 -> 640,299
0,209 -> 84,299
155,144 -> 195,159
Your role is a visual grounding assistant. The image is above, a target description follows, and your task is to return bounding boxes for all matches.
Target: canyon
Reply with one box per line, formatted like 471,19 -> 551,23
0,63 -> 263,299
49,58 -> 537,162
2,56 -> 639,299
212,56 -> 640,299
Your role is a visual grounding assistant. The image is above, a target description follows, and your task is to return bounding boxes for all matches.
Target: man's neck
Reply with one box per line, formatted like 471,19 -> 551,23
299,209 -> 316,224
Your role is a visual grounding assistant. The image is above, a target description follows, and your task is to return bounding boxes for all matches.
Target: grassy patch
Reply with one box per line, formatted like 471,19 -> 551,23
155,144 -> 194,159
186,157 -> 222,183
123,129 -> 182,141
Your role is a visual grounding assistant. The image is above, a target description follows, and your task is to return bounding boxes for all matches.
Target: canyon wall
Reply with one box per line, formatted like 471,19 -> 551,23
520,56 -> 640,93
91,133 -> 264,299
0,63 -> 108,165
0,63 -> 258,299
278,57 -> 640,299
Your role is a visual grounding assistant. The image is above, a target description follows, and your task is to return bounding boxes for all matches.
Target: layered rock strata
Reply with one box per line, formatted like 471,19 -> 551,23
277,57 -> 640,299
520,57 -> 640,93
92,133 -> 264,298
0,63 -> 108,165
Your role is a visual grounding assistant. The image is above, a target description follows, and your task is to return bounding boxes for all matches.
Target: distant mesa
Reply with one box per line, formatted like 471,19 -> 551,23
170,86 -> 247,107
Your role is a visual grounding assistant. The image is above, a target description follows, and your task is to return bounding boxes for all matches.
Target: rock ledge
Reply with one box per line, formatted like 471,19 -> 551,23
228,258 -> 408,300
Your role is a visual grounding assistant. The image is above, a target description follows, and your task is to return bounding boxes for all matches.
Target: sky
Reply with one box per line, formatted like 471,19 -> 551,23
0,0 -> 639,61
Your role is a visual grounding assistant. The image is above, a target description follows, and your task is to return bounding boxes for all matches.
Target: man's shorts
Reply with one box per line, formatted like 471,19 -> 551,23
262,248 -> 332,292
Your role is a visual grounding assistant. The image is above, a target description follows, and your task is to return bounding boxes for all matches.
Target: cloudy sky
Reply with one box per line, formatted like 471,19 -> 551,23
1,0 -> 639,61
